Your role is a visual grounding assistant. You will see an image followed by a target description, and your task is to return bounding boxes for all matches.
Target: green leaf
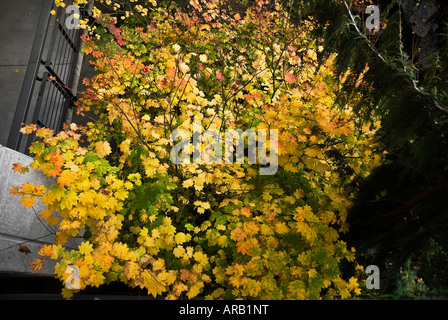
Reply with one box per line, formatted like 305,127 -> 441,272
29,142 -> 45,155
84,153 -> 99,163
60,190 -> 78,210
95,159 -> 113,175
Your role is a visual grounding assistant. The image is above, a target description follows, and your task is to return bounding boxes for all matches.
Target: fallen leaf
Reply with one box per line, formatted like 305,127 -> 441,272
19,245 -> 31,255
29,258 -> 43,273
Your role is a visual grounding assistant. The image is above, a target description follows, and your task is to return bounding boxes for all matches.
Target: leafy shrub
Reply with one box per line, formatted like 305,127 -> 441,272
12,0 -> 382,299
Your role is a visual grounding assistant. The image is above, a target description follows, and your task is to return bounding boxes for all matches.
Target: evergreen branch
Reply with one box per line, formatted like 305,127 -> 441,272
342,1 -> 448,117
383,179 -> 448,217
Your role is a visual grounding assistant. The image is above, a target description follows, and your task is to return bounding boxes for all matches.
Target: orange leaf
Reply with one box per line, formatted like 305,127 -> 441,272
58,170 -> 76,187
47,166 -> 62,178
240,207 -> 251,217
285,72 -> 298,83
244,221 -> 260,235
38,244 -> 54,257
29,258 -> 44,273
92,50 -> 103,58
252,92 -> 262,101
19,124 -> 37,135
231,227 -> 246,241
12,163 -> 23,173
20,196 -> 36,208
95,141 -> 112,157
12,163 -> 29,173
236,240 -> 253,255
83,46 -> 93,55
9,185 -> 20,196
46,216 -> 60,225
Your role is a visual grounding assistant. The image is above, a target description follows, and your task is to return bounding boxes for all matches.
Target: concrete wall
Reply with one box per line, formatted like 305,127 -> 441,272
0,145 -> 80,276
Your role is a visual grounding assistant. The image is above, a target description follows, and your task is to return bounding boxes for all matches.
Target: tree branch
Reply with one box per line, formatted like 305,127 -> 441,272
342,1 -> 448,116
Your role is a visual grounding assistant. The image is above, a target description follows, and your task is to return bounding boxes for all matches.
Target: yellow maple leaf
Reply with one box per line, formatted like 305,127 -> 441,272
124,261 -> 141,281
58,170 -> 76,187
217,235 -> 228,247
193,251 -> 208,266
305,147 -> 321,158
46,216 -> 60,225
175,232 -> 187,245
61,287 -> 74,298
187,284 -> 201,299
79,241 -> 93,256
182,179 -> 194,188
90,272 -> 105,287
142,270 -> 165,297
152,259 -> 165,271
173,245 -> 186,258
274,222 -> 289,234
114,188 -> 128,201
95,141 -> 112,157
60,191 -> 78,210
308,268 -> 318,279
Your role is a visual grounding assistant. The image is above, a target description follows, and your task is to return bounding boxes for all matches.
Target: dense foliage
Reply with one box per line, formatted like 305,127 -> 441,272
10,0 -> 385,299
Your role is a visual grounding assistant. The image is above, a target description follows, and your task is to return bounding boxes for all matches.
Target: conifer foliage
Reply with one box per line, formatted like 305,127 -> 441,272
283,0 -> 448,294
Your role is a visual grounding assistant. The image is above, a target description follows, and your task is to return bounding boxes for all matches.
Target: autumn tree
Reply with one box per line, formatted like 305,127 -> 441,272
11,0 -> 382,299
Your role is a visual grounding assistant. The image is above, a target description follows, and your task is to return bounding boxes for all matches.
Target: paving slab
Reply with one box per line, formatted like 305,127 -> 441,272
0,145 -> 81,276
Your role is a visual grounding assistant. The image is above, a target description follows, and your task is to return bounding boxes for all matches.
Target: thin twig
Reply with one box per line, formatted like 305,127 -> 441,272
342,1 -> 448,116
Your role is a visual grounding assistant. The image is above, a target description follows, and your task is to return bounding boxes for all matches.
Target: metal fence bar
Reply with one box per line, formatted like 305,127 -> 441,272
24,72 -> 50,153
7,0 -> 87,155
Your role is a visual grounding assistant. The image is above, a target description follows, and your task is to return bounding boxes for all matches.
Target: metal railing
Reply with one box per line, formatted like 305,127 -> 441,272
7,0 -> 87,154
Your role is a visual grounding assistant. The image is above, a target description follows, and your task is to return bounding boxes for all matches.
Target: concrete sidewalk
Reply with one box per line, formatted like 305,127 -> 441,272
0,0 -> 45,147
